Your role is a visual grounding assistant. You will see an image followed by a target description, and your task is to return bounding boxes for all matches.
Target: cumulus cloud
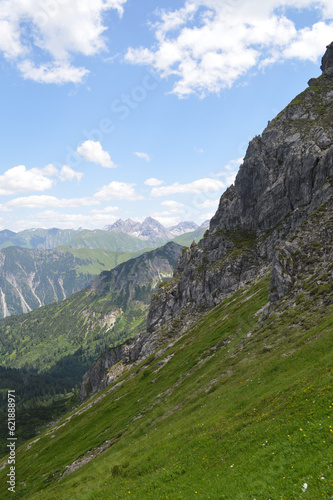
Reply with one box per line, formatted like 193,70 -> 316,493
18,60 -> 89,85
125,0 -> 333,97
161,200 -> 184,211
197,198 -> 220,210
22,210 -> 119,230
94,181 -> 143,200
76,140 -> 115,168
144,177 -> 164,186
60,165 -> 84,182
91,206 -> 119,214
0,165 -> 56,195
0,0 -> 127,84
134,152 -> 151,161
7,195 -> 97,209
151,178 -> 224,197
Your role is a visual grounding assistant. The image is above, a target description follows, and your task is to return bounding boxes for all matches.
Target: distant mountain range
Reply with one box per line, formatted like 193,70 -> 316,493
0,219 -> 208,319
104,217 -> 208,241
0,218 -> 209,251
0,241 -> 183,389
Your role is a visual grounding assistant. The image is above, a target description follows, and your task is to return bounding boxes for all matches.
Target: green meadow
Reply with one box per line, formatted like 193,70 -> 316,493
1,273 -> 331,499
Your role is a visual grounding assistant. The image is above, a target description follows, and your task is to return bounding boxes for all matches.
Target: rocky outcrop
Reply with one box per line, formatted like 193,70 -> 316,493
104,217 -> 174,242
146,42 -> 333,335
90,241 -> 182,306
0,247 -> 94,318
168,221 -> 199,236
321,41 -> 333,74
80,43 -> 333,399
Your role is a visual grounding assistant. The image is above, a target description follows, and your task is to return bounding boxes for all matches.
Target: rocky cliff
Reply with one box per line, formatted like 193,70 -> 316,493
0,247 -> 94,318
147,42 -> 333,334
80,43 -> 333,399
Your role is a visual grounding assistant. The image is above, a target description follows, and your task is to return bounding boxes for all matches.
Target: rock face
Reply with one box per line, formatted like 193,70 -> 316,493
104,217 -> 174,242
321,42 -> 333,74
90,241 -> 182,302
0,247 -> 94,318
80,43 -> 333,399
168,221 -> 199,236
147,42 -> 333,335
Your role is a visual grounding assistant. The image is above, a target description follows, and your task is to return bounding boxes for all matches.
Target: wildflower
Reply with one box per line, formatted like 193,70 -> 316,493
302,483 -> 308,492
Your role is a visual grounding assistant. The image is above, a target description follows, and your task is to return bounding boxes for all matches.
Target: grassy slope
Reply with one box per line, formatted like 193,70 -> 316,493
56,247 -> 147,276
0,285 -> 146,375
172,227 -> 206,247
67,230 -> 161,252
2,274 -> 332,499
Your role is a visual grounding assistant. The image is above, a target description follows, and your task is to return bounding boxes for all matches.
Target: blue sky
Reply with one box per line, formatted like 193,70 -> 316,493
0,0 -> 332,231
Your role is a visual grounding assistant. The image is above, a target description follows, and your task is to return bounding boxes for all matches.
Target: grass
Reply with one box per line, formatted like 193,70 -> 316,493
1,273 -> 332,499
56,247 -> 147,276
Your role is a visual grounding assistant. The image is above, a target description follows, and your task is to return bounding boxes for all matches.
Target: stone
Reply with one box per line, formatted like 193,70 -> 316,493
321,42 -> 333,73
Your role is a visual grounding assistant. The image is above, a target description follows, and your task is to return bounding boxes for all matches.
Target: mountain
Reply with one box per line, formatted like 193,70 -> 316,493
0,229 -> 16,246
172,226 -> 207,247
0,241 -> 182,389
168,221 -> 199,236
103,218 -> 141,233
104,217 -> 174,243
146,45 -> 333,335
0,246 -> 147,319
66,228 -> 158,251
1,44 -> 333,499
200,219 -> 210,228
0,227 -> 163,252
0,228 -> 77,249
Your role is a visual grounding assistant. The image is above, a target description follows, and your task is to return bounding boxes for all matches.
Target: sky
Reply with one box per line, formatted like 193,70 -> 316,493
0,0 -> 332,231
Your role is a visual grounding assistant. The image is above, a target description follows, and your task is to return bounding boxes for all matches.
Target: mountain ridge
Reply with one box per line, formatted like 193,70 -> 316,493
79,42 -> 333,400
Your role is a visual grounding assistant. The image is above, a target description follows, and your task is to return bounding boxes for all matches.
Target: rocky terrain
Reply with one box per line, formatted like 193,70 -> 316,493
104,217 -> 185,242
168,221 -> 199,236
0,247 -> 95,318
80,43 -> 333,398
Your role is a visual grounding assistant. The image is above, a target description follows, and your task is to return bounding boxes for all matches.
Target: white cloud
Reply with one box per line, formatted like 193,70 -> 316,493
125,1 -> 333,97
197,198 -> 220,210
91,206 -> 119,214
7,195 -> 97,209
151,214 -> 183,227
42,164 -> 59,176
134,152 -> 151,161
18,60 -> 89,84
215,157 -> 243,186
144,177 -> 164,186
0,165 -> 56,195
21,210 -> 119,230
161,200 -> 184,210
60,165 -> 84,182
151,178 -> 224,197
94,181 -> 143,201
76,140 -> 115,168
282,22 -> 333,62
0,0 -> 127,84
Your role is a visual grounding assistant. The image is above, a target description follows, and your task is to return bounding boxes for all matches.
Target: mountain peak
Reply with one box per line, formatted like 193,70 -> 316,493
321,41 -> 333,74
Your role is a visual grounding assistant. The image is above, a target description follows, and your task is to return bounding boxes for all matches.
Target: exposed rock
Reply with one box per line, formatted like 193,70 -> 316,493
321,42 -> 333,74
80,42 -> 333,399
168,221 -> 199,236
104,217 -> 174,242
